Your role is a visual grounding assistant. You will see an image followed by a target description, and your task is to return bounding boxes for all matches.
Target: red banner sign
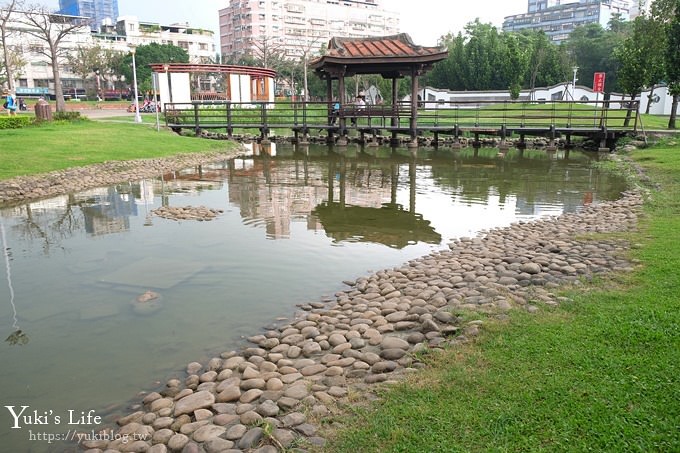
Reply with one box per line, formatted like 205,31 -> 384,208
593,72 -> 606,93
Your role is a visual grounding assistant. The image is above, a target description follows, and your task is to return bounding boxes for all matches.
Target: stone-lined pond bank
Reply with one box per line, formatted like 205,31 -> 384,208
0,151 -> 240,207
75,183 -> 641,450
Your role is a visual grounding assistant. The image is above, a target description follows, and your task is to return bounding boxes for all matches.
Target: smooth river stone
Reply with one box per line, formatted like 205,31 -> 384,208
217,386 -> 241,402
174,391 -> 215,416
380,336 -> 410,350
192,424 -> 227,443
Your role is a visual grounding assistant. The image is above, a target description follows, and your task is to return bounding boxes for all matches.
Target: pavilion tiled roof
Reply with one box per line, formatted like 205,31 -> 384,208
326,33 -> 445,59
310,33 -> 448,78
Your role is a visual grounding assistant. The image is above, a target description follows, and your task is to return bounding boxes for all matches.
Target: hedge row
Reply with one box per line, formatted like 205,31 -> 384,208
0,116 -> 33,129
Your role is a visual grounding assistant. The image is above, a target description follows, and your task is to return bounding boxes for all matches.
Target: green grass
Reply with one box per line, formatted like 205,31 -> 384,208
326,140 -> 680,452
639,114 -> 674,130
0,118 -> 237,180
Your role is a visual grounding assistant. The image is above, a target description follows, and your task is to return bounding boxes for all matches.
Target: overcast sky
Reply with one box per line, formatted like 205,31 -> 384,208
40,0 -> 528,46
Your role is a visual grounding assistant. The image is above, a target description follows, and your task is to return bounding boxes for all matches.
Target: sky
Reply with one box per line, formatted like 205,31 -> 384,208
41,0 -> 528,47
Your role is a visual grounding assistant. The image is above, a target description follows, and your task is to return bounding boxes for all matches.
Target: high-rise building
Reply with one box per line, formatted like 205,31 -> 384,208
58,0 -> 119,31
503,0 -> 632,43
219,0 -> 399,62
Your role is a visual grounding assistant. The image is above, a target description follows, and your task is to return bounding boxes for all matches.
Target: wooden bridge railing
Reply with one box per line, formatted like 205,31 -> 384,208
163,99 -> 640,136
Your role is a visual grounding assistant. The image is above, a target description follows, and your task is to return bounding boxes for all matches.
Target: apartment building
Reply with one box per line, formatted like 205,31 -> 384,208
503,0 -> 632,43
219,0 -> 399,61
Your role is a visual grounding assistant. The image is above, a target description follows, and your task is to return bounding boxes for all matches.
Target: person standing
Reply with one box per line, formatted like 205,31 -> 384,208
3,90 -> 17,116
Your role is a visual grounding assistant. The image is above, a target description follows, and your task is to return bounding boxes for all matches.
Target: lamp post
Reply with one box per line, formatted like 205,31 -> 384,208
572,66 -> 579,101
129,44 -> 142,123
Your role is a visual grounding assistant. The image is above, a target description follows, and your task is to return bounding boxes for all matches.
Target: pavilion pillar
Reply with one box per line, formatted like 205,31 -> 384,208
409,66 -> 419,149
326,76 -> 334,144
337,74 -> 348,146
390,77 -> 399,146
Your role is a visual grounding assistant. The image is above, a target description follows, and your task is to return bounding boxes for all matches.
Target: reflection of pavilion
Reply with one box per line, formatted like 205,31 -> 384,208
314,203 -> 440,248
227,149 -> 440,248
316,155 -> 439,248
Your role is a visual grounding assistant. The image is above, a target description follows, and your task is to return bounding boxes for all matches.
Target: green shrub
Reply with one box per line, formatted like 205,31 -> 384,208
52,111 -> 84,122
0,116 -> 33,129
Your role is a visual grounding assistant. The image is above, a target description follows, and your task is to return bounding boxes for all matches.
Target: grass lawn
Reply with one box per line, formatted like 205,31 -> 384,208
326,138 -> 680,452
0,119 -> 238,180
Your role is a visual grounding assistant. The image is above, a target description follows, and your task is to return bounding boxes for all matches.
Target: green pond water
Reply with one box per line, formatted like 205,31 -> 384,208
0,144 -> 626,451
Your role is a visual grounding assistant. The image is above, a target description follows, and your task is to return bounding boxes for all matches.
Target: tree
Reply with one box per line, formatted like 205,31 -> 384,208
16,4 -> 90,112
652,0 -> 680,128
499,33 -> 530,99
1,0 -> 22,91
614,15 -> 666,122
566,22 -> 627,93
521,31 -> 570,98
664,2 -> 680,128
116,43 -> 189,94
67,44 -> 123,99
247,35 -> 286,69
464,20 -> 502,91
424,32 -> 466,90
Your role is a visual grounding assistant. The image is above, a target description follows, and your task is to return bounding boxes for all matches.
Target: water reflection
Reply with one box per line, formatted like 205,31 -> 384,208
1,145 -> 616,252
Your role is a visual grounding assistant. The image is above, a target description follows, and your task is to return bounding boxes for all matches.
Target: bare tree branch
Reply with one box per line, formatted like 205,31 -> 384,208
14,3 -> 90,111
0,0 -> 22,90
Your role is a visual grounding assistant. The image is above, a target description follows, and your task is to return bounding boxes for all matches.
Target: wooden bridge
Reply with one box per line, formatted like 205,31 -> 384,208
163,99 -> 642,151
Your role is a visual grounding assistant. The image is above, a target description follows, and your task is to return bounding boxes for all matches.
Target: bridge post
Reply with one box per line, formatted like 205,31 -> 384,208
473,133 -> 481,149
598,127 -> 610,152
547,125 -> 557,151
299,130 -> 310,145
517,134 -> 526,149
226,103 -> 233,138
451,124 -> 462,149
498,125 -> 509,151
193,103 -> 201,137
367,129 -> 379,147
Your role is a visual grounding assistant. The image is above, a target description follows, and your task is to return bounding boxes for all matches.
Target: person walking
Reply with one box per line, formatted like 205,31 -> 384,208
3,90 -> 17,116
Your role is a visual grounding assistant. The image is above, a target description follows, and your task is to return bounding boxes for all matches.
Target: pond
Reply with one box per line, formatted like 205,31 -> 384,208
0,144 -> 626,451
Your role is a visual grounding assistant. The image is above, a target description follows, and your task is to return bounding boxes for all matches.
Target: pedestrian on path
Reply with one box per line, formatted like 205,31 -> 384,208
3,90 -> 17,116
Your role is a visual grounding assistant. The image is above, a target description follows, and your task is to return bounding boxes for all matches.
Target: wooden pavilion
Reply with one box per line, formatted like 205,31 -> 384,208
309,33 -> 448,145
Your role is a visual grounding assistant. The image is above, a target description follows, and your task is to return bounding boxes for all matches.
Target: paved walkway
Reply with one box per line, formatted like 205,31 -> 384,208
77,108 -> 134,119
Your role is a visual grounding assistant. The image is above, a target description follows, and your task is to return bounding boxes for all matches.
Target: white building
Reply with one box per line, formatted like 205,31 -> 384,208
2,9 -> 215,99
219,0 -> 399,62
113,16 -> 216,62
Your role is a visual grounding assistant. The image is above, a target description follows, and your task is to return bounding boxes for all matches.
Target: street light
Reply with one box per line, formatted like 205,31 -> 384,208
129,43 -> 142,123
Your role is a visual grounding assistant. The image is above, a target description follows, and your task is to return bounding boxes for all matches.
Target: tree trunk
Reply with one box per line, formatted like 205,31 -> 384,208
51,45 -> 66,112
1,33 -> 13,91
645,84 -> 656,115
0,0 -> 17,92
624,94 -> 636,127
669,94 -> 678,129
